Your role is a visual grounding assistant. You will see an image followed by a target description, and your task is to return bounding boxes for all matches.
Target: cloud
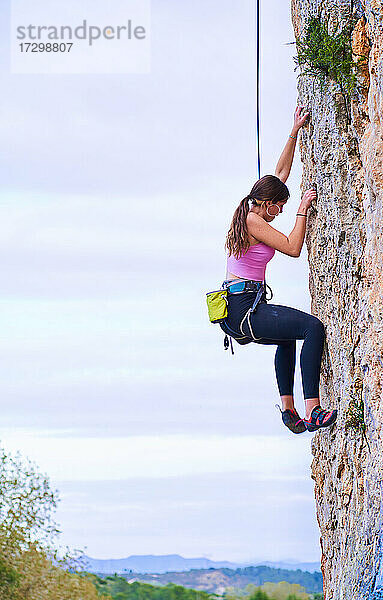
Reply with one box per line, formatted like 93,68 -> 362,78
1,431 -> 312,481
54,473 -> 319,562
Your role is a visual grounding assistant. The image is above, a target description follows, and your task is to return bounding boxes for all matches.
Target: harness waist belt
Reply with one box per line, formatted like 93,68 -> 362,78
222,280 -> 263,294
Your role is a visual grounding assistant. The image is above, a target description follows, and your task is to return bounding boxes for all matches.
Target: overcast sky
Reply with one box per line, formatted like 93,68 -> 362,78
0,0 -> 320,563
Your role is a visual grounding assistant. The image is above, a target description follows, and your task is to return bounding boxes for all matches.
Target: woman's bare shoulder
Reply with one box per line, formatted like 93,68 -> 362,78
246,212 -> 269,234
246,211 -> 267,227
246,213 -> 263,244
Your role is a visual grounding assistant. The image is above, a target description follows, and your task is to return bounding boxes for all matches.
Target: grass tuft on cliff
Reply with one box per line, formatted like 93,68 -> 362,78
294,16 -> 365,95
345,397 -> 365,432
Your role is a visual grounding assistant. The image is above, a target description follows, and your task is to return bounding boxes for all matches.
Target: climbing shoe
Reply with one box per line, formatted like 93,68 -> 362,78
304,406 -> 338,432
276,405 -> 306,434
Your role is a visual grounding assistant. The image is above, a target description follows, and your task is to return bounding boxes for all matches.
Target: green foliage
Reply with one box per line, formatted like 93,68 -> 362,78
0,447 -> 59,552
345,397 -> 365,432
294,16 -> 366,95
312,595 -> 324,600
0,557 -> 20,598
248,590 -> 269,600
223,567 -> 322,595
0,445 -> 100,599
91,577 -> 215,600
226,581 -> 309,600
261,581 -> 309,600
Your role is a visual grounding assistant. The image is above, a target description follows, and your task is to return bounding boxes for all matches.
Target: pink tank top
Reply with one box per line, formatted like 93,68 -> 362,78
227,242 -> 275,281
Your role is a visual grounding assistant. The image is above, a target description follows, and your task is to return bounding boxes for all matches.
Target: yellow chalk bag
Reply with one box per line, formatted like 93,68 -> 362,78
206,289 -> 228,324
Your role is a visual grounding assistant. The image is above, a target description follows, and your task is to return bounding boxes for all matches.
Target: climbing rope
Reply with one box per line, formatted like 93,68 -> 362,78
256,0 -> 261,179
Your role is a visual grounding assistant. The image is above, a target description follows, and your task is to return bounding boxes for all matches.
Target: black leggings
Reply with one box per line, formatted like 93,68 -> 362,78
223,293 -> 325,399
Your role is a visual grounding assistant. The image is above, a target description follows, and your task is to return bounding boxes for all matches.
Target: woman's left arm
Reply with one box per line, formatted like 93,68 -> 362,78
275,106 -> 309,183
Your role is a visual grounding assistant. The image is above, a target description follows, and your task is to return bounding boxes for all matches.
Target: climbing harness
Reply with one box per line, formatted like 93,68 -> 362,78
206,279 -> 273,354
230,281 -> 265,343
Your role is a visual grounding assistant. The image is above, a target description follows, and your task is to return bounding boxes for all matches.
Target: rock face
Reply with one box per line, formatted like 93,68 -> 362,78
290,1 -> 383,598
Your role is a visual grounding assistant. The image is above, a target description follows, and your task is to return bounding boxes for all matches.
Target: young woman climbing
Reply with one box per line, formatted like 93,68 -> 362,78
221,106 -> 337,434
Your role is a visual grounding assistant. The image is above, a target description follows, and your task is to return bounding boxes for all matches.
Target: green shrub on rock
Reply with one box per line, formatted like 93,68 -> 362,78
294,16 -> 366,95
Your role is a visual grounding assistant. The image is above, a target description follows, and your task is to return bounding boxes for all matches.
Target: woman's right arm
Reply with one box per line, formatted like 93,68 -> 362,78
247,190 -> 316,257
275,106 -> 309,183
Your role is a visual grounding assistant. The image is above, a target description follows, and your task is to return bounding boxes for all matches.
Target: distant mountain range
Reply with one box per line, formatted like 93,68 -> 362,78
83,554 -> 238,574
82,553 -> 321,575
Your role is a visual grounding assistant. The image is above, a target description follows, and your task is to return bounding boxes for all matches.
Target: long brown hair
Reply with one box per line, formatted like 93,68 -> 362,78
225,175 -> 290,258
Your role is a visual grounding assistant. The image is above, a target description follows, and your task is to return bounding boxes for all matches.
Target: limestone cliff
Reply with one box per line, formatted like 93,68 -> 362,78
291,1 -> 383,598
